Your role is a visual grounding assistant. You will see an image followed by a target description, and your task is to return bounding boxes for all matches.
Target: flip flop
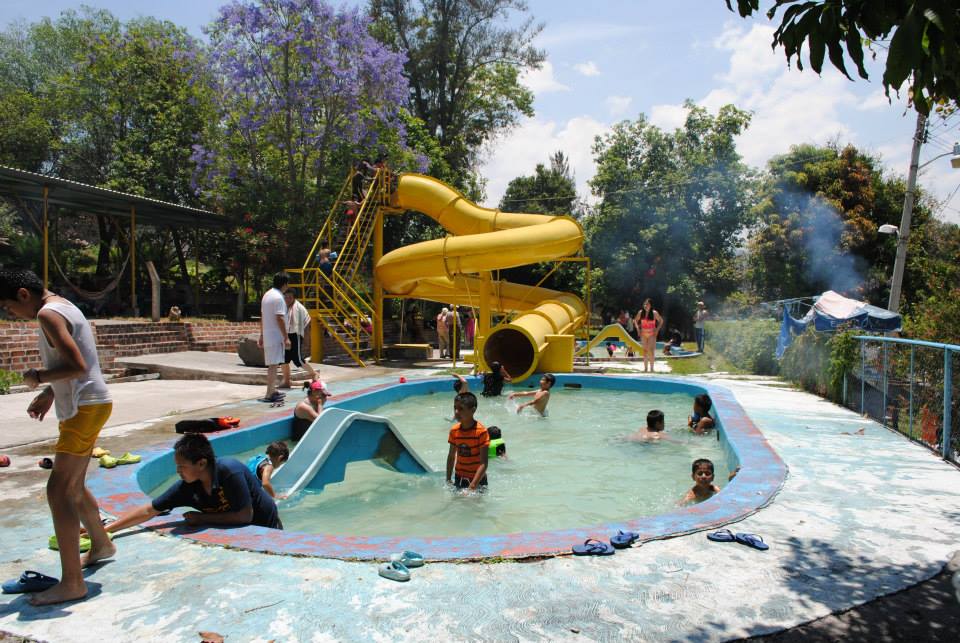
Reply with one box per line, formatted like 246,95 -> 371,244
378,560 -> 411,582
49,532 -> 113,552
707,528 -> 736,542
610,530 -> 640,549
390,551 -> 424,568
572,538 -> 615,556
99,455 -> 118,468
116,452 -> 141,465
2,571 -> 59,594
734,533 -> 769,551
90,447 -> 110,458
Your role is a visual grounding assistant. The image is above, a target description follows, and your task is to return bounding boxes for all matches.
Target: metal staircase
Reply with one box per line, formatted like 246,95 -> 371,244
288,167 -> 391,366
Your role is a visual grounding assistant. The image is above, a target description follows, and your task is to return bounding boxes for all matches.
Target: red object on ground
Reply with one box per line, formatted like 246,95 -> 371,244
0,455 -> 10,467
399,377 -> 407,383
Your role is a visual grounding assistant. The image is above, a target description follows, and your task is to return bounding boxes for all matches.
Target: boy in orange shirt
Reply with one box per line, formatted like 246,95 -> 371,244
445,392 -> 490,490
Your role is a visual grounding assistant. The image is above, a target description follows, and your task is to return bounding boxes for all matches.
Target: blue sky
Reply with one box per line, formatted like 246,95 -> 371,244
2,0 -> 958,222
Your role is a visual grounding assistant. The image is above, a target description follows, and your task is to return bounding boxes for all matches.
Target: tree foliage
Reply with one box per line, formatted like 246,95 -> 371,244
746,143 -> 931,303
725,0 -> 960,114
370,0 -> 544,187
499,151 -> 577,215
585,101 -> 755,325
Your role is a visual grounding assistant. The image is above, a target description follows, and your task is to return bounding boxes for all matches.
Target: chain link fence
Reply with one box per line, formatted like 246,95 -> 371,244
843,336 -> 958,463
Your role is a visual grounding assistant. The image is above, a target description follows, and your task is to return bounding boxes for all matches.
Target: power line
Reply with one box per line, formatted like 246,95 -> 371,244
934,182 -> 960,216
497,150 -> 851,206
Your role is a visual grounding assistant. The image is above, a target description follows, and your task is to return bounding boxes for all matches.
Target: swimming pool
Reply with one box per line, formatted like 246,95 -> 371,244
275,387 -> 731,537
90,375 -> 787,560
579,340 -> 698,358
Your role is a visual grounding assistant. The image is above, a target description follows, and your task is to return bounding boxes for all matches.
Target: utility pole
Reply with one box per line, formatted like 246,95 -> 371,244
888,112 -> 926,313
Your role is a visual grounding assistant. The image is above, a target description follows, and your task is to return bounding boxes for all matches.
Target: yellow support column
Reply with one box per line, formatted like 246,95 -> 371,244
42,186 -> 49,289
310,312 -> 324,363
475,271 -> 492,371
130,206 -> 137,315
373,206 -> 384,362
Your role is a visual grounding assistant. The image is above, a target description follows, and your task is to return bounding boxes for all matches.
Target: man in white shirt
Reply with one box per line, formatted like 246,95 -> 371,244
281,288 -> 319,387
259,272 -> 290,403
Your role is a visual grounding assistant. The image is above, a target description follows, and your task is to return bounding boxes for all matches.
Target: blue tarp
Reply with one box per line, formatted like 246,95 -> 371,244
776,290 -> 902,358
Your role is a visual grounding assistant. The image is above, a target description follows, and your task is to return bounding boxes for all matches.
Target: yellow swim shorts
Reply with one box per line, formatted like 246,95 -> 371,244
56,402 -> 113,456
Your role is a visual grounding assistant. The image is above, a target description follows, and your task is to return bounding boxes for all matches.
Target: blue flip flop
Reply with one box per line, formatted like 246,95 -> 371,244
735,532 -> 769,550
707,528 -> 736,542
572,538 -> 615,556
2,571 -> 59,594
610,530 -> 640,549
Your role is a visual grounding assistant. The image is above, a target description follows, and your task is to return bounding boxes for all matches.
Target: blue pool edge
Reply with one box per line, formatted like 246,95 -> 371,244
87,374 -> 788,560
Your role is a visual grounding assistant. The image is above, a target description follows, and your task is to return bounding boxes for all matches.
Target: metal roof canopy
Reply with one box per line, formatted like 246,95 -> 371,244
0,165 -> 227,228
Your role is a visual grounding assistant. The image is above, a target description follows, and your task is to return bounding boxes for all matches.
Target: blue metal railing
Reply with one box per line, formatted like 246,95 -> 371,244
850,335 -> 958,463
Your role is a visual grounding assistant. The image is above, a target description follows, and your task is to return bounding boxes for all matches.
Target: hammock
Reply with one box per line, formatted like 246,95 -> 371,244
50,251 -> 130,302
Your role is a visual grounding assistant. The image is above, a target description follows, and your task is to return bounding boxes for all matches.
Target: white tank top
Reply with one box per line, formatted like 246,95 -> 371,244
37,300 -> 111,420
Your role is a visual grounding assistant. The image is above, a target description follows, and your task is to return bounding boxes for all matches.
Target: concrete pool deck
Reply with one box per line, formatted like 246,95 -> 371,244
1,374 -> 959,641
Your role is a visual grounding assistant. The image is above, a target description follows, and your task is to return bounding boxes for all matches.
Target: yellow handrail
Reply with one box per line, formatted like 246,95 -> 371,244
301,170 -> 356,271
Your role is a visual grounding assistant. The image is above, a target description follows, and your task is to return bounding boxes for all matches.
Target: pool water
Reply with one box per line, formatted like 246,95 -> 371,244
582,341 -> 692,358
274,387 -> 731,537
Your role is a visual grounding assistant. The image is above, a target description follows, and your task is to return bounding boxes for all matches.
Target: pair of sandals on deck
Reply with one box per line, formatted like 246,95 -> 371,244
707,528 -> 769,550
572,527 -> 770,556
572,530 -> 640,556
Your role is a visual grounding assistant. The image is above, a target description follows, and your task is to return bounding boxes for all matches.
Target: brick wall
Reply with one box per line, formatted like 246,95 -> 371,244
0,318 -> 405,376
184,322 -> 261,353
0,323 -> 43,374
0,320 -> 259,377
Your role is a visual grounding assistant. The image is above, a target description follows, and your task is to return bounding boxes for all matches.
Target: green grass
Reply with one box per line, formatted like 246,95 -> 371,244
0,369 -> 22,394
436,366 -> 474,375
666,347 -> 746,376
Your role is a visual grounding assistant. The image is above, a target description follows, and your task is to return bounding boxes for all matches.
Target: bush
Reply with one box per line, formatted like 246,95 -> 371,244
705,319 -> 780,375
0,369 -> 22,394
779,328 -> 859,402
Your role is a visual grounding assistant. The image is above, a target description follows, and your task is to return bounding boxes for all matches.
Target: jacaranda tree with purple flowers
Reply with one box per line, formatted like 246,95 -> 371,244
198,0 -> 410,219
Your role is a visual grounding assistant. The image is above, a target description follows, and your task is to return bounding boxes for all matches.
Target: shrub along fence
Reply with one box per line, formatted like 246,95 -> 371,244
704,320 -> 780,375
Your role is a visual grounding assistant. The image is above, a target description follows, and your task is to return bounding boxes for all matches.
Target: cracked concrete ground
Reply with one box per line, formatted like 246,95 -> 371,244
1,373 -> 959,642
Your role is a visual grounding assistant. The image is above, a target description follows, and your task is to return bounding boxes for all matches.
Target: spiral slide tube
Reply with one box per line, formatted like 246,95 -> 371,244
375,174 -> 586,380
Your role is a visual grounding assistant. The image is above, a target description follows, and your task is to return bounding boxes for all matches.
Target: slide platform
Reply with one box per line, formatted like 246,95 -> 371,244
271,408 -> 432,495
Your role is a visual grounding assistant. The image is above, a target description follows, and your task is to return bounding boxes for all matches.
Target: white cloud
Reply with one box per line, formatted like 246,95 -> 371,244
649,103 -> 689,131
520,60 -> 569,94
537,23 -> 645,48
479,116 -> 609,208
605,95 -> 633,118
573,61 -> 600,77
652,24 -> 860,168
857,90 -> 894,112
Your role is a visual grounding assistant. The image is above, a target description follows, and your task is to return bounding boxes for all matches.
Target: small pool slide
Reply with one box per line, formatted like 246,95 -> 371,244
271,408 -> 432,495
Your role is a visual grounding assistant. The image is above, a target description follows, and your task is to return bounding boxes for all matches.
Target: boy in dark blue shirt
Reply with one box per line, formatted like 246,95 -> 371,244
101,434 -> 282,535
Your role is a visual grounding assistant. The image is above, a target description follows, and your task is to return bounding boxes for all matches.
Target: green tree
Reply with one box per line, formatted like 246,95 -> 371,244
370,0 -> 544,188
499,151 -> 577,215
746,143 -> 932,303
724,1 -> 959,114
585,101 -> 755,326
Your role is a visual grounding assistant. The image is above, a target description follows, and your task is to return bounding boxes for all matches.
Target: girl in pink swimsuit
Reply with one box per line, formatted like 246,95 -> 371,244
634,298 -> 663,373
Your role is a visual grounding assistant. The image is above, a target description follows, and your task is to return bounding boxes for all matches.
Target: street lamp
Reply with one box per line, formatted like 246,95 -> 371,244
886,116 -> 960,313
878,224 -> 899,236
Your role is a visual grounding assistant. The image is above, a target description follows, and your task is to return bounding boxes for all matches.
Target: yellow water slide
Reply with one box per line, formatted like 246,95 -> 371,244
375,173 -> 586,380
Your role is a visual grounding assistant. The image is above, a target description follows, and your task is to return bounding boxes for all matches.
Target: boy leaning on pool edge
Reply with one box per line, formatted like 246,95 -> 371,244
102,433 -> 282,533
